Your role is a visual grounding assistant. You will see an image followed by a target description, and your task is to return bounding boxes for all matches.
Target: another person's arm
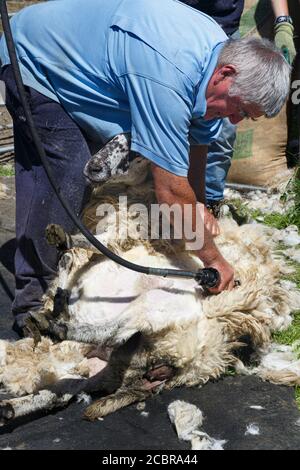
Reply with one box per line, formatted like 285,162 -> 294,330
271,0 -> 296,64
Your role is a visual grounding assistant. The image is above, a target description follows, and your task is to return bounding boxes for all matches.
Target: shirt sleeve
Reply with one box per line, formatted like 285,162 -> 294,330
189,117 -> 223,146
119,72 -> 193,177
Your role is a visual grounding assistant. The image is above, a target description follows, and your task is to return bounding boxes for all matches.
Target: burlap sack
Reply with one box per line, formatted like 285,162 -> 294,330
227,0 -> 290,187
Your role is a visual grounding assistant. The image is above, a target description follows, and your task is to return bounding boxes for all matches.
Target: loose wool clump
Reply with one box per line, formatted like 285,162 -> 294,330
0,183 -> 8,199
0,166 -> 299,423
168,400 -> 226,450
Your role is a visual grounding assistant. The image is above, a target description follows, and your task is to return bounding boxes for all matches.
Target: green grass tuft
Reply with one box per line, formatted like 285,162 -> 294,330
0,164 -> 14,177
262,212 -> 291,230
273,260 -> 300,352
272,259 -> 300,408
252,176 -> 300,230
273,311 -> 300,351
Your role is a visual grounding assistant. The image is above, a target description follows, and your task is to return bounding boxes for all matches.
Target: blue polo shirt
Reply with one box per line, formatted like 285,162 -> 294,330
0,0 -> 228,176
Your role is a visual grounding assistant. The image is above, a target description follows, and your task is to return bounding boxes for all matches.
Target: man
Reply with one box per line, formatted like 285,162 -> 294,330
0,0 -> 290,336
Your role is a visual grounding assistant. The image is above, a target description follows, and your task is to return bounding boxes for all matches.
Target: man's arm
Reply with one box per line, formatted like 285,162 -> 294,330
188,145 -> 221,237
151,163 -> 234,293
271,0 -> 296,64
187,145 -> 207,203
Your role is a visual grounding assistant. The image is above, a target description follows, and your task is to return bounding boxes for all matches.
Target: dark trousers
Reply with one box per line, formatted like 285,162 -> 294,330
1,66 -> 92,318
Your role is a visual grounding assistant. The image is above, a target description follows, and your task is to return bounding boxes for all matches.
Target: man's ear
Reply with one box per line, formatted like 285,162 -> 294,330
214,64 -> 237,84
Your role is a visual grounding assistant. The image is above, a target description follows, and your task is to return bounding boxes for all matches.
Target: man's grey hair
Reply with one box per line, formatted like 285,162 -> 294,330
217,37 -> 291,118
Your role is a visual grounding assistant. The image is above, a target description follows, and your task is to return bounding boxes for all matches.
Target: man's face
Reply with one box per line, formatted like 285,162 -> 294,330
204,65 -> 264,124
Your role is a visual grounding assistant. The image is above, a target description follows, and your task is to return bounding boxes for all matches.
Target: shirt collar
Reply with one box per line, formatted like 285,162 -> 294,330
193,41 -> 226,119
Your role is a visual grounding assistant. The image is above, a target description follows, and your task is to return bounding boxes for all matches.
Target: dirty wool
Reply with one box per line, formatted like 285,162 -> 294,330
0,165 -> 300,422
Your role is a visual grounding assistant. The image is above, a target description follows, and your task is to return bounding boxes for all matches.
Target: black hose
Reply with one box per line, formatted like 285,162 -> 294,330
0,0 -> 220,287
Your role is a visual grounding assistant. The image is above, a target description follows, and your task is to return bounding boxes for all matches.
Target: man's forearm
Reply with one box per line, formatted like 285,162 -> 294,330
151,163 -> 235,292
187,145 -> 208,203
151,163 -> 221,262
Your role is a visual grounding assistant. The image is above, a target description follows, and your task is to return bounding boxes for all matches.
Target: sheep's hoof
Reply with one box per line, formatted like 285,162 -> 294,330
22,310 -> 54,343
52,288 -> 70,320
83,401 -> 105,421
30,311 -> 51,331
46,224 -> 71,250
22,317 -> 42,344
83,395 -> 120,421
48,320 -> 68,341
0,403 -> 15,426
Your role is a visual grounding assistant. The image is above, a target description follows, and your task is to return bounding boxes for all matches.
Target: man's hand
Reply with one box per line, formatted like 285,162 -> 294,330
202,255 -> 235,294
274,22 -> 296,64
151,163 -> 235,294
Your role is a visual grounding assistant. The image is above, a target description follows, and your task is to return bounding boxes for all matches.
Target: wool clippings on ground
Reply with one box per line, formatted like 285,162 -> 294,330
168,400 -> 226,450
76,392 -> 92,405
245,424 -> 260,436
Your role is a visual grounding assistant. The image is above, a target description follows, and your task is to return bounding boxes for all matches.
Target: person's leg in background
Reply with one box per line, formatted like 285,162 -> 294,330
205,30 -> 240,209
286,1 -> 300,167
1,66 -> 92,335
205,117 -> 236,205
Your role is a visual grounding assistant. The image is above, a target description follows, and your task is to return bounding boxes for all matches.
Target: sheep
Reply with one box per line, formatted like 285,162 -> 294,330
0,169 -> 299,425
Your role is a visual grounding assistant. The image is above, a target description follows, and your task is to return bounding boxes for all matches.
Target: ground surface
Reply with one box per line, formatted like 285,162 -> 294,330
0,177 -> 300,450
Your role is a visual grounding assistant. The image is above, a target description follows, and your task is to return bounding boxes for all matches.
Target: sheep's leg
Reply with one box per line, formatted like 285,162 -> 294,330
22,287 -> 70,342
84,387 -> 150,421
0,380 -> 91,425
45,224 -> 73,251
86,345 -> 113,361
0,390 -> 73,426
46,223 -> 99,253
0,333 -> 143,425
22,249 -> 74,341
0,363 -> 122,426
47,317 -> 138,346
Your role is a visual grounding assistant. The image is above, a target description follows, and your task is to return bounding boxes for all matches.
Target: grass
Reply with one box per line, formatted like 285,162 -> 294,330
0,164 -> 14,177
272,259 -> 300,355
226,176 -> 300,407
226,172 -> 300,231
261,176 -> 300,231
273,311 -> 300,350
272,257 -> 300,409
